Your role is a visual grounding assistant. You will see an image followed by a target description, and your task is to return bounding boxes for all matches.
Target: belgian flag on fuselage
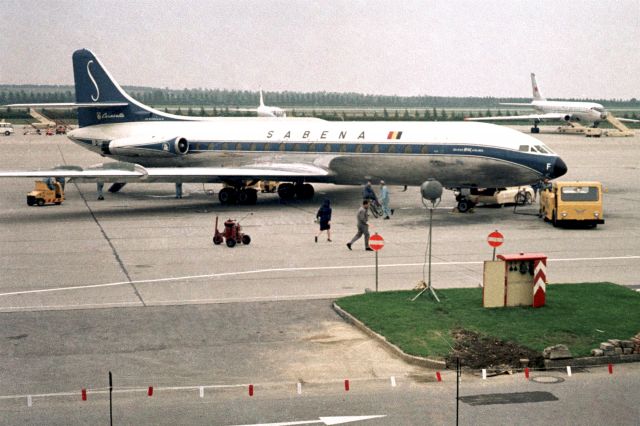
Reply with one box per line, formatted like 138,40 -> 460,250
387,131 -> 403,140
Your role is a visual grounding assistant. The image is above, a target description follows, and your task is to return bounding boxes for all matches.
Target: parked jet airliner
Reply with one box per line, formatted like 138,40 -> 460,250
1,49 -> 567,211
465,73 -> 638,133
235,89 -> 287,118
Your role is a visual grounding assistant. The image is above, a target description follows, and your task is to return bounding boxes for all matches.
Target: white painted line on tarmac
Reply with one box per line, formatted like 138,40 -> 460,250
0,255 -> 638,298
0,293 -> 360,311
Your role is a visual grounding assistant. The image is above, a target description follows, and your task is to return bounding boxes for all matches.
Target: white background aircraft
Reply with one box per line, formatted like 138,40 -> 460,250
1,49 -> 567,212
466,73 -> 638,133
233,89 -> 287,117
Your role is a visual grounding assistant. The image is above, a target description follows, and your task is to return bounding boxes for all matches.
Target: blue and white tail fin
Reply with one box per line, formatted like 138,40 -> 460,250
530,73 -> 545,101
73,49 -> 190,127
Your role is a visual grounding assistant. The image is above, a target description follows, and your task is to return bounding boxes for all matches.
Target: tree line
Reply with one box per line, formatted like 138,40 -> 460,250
2,84 -> 639,108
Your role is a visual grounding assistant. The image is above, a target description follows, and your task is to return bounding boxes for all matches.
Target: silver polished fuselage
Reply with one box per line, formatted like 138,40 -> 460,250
68,119 -> 565,188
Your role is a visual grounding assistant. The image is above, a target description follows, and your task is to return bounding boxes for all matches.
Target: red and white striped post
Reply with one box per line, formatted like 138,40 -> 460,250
533,259 -> 547,308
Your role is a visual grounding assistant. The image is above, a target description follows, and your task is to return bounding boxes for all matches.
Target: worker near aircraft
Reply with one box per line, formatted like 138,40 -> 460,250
380,180 -> 394,220
347,199 -> 373,251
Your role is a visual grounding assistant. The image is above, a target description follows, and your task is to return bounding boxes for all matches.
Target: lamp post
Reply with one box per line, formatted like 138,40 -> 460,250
412,179 -> 443,302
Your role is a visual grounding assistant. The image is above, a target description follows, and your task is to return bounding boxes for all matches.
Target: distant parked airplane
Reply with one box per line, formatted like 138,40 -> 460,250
2,49 -> 567,212
234,89 -> 287,117
465,73 -> 639,133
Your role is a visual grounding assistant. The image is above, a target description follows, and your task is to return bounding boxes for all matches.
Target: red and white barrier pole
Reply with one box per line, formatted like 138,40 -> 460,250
436,372 -> 442,382
81,388 -> 87,401
344,379 -> 350,391
524,368 -> 530,379
147,386 -> 153,397
248,384 -> 254,396
608,364 -> 613,374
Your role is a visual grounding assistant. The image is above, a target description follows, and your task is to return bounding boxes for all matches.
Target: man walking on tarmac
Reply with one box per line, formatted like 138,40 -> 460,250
347,199 -> 373,251
380,180 -> 394,220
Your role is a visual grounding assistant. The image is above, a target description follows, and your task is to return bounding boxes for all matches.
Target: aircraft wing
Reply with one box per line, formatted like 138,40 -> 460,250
6,102 -> 129,108
617,117 -> 640,123
0,162 -> 330,183
465,113 -> 566,122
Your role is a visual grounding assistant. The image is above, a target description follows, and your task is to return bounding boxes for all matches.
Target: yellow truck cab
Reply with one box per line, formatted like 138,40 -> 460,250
539,181 -> 604,227
27,180 -> 65,206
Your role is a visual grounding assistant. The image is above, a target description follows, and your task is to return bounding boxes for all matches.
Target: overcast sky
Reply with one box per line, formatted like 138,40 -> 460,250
1,0 -> 639,99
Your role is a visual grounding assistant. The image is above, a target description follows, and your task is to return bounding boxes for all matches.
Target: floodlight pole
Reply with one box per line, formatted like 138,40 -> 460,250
412,198 -> 440,302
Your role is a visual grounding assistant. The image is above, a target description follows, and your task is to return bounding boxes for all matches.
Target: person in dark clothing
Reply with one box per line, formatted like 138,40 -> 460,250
315,199 -> 332,242
362,181 -> 378,203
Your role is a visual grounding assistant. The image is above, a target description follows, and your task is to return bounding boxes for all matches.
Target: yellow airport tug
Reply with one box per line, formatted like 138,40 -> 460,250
27,179 -> 65,206
539,181 -> 604,228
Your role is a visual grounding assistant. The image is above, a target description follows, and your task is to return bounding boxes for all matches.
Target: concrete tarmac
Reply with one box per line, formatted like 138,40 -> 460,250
1,125 -> 639,424
1,126 -> 639,311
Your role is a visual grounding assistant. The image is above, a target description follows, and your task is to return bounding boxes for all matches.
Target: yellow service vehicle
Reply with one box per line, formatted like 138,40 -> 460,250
27,180 -> 65,206
539,181 -> 604,227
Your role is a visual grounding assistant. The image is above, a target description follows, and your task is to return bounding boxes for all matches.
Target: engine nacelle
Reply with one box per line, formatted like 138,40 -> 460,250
105,136 -> 189,157
562,114 -> 572,122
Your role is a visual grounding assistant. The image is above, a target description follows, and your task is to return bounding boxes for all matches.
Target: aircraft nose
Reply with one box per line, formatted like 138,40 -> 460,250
551,157 -> 568,179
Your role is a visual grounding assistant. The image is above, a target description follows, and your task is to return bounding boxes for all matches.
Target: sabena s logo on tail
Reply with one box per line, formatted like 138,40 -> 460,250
87,60 -> 100,101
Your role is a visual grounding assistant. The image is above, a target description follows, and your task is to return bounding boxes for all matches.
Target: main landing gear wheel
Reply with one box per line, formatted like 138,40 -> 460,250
277,183 -> 314,201
277,183 -> 296,201
531,120 -> 541,134
295,183 -> 314,200
218,187 -> 237,205
237,188 -> 258,205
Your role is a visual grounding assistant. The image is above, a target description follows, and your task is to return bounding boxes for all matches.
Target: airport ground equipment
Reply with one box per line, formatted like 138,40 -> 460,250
555,121 -> 587,135
585,114 -> 635,137
259,180 -> 278,193
539,181 -> 604,228
468,186 -> 534,208
0,122 -> 14,136
483,253 -> 547,308
27,180 -> 64,206
212,215 -> 251,248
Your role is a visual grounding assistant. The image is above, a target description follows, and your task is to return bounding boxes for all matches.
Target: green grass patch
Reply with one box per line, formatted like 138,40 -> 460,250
336,283 -> 640,358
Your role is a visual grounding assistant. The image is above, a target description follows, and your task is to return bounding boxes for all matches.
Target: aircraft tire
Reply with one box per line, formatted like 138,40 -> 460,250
219,187 -> 237,205
296,183 -> 314,200
277,183 -> 295,200
238,188 -> 258,205
457,200 -> 471,213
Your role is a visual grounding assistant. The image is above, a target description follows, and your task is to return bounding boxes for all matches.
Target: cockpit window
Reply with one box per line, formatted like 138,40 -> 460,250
534,145 -> 548,154
519,145 -> 530,152
542,144 -> 554,154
